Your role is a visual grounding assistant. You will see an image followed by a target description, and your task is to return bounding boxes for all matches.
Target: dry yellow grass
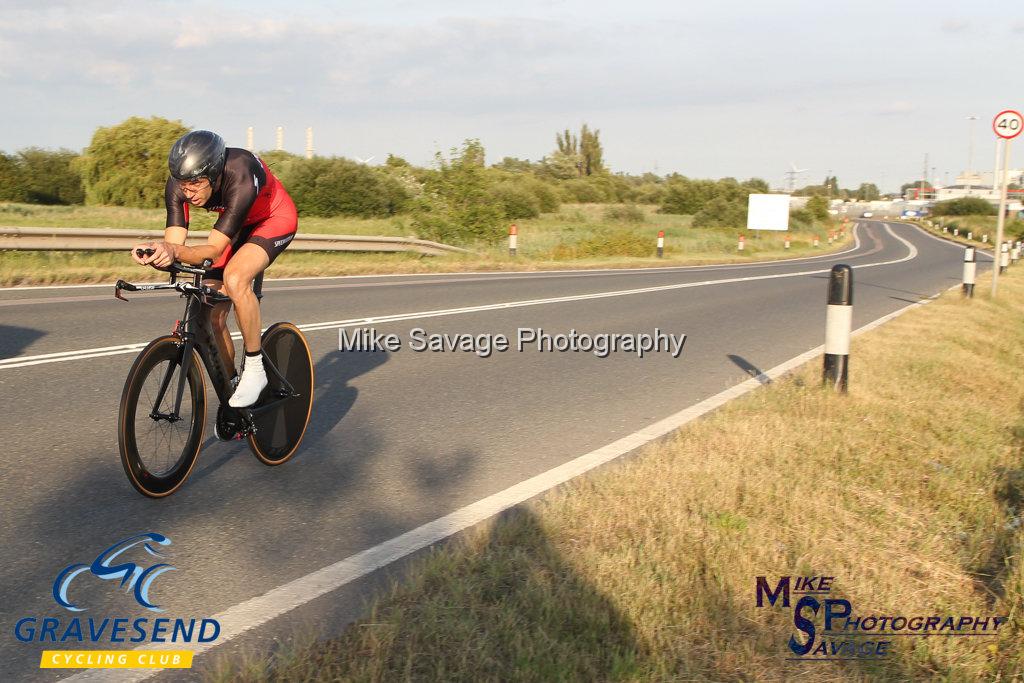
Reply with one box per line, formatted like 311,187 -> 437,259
204,270 -> 1024,681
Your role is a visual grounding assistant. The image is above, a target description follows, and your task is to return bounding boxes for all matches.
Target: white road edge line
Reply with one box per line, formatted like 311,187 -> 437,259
62,271 -> 948,683
3,224 -> 917,371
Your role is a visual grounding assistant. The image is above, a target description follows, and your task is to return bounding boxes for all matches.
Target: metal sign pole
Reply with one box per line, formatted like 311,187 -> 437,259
993,138 -> 1011,297
990,110 -> 1023,297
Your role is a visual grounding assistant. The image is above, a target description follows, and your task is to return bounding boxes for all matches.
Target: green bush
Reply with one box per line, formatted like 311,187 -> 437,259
634,182 -> 666,205
559,178 -> 611,203
0,149 -> 84,205
490,180 -> 541,219
661,176 -> 769,216
522,176 -> 560,213
693,196 -> 746,227
411,139 -> 507,244
79,116 -> 189,208
278,157 -> 408,218
932,197 -> 995,216
603,204 -> 646,223
806,195 -> 829,221
789,208 -> 813,227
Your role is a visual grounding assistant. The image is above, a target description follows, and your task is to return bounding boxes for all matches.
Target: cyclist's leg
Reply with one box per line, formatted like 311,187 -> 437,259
224,245 -> 270,407
223,245 -> 269,353
226,208 -> 297,408
227,207 -> 297,350
207,288 -> 237,376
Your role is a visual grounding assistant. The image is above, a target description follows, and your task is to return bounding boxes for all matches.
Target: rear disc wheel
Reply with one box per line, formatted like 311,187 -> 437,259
247,322 -> 314,466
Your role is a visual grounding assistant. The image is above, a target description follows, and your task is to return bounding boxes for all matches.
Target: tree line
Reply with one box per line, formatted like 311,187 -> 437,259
0,116 -> 835,244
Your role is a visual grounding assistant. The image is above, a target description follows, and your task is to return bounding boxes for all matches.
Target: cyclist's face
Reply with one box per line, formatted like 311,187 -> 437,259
179,178 -> 212,205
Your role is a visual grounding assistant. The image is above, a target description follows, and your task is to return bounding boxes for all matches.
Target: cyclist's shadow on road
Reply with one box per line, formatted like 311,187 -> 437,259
300,349 -> 388,451
197,348 -> 388,474
0,325 -> 46,359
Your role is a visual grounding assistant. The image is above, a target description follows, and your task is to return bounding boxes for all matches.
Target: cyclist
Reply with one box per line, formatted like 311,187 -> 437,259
131,130 -> 298,408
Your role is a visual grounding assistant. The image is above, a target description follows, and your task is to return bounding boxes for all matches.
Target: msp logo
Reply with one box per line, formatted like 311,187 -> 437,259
756,575 -> 1008,661
13,532 -> 221,670
53,533 -> 175,612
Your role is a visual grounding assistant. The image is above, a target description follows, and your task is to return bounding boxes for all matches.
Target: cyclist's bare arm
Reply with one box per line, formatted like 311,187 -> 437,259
164,226 -> 187,246
131,229 -> 229,269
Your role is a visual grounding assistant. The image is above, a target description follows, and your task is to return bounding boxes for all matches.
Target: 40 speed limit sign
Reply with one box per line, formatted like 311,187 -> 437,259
993,110 -> 1023,139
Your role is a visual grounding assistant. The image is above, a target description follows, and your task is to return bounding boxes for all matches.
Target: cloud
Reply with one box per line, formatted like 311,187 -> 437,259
85,60 -> 134,87
875,101 -> 916,116
0,5 -> 844,114
940,18 -> 970,33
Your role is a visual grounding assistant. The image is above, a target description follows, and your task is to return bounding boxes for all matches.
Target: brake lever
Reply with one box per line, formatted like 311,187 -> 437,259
114,279 -> 133,302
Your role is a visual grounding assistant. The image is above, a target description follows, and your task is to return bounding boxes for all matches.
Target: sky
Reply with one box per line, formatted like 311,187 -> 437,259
1,0 -> 1022,192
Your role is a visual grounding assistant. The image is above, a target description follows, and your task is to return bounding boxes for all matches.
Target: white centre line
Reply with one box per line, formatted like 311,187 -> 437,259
3,224 -> 920,371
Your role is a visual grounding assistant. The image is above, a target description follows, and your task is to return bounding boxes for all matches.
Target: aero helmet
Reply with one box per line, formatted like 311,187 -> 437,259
168,130 -> 226,182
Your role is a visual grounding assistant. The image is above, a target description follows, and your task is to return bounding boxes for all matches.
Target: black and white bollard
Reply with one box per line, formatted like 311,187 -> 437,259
968,231 -> 973,240
508,224 -> 518,256
657,230 -> 664,258
953,228 -> 959,237
962,247 -> 976,298
1000,242 -> 1010,273
983,234 -> 989,243
824,264 -> 853,393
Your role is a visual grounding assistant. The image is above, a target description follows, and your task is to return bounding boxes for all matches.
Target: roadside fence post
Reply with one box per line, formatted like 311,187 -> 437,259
823,264 -> 853,393
963,247 -> 976,298
508,224 -> 518,257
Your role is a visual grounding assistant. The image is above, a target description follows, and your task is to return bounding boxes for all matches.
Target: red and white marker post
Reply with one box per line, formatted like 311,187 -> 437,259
738,234 -> 745,251
813,235 -> 820,248
657,230 -> 665,258
508,223 -> 518,256
991,109 -> 1023,296
784,235 -> 790,250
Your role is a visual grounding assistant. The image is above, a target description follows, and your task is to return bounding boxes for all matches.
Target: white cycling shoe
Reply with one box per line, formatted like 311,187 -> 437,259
228,360 -> 268,408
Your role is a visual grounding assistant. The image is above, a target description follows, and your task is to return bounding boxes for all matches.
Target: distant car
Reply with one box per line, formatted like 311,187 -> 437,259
902,210 -> 918,217
861,211 -> 874,218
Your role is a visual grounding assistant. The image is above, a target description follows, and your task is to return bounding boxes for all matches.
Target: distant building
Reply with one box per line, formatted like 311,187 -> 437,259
955,169 -> 1023,188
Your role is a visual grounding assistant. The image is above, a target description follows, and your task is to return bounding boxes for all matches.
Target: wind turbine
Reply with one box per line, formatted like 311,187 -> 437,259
355,155 -> 375,165
785,162 -> 808,192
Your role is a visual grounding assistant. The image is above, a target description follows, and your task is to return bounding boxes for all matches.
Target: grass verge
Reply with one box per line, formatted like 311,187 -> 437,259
0,202 -> 843,286
920,215 -> 1024,247
203,263 -> 1024,681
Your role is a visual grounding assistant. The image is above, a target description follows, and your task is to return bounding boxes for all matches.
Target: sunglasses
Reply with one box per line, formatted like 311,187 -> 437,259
178,178 -> 210,193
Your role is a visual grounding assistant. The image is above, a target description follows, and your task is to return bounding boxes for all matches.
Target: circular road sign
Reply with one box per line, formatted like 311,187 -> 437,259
993,110 -> 1023,139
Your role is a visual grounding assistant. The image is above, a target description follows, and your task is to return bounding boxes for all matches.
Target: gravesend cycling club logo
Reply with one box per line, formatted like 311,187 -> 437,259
12,532 -> 221,670
53,532 -> 175,612
756,575 -> 1008,661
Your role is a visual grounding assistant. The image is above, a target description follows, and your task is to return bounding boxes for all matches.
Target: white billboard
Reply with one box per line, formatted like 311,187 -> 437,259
746,194 -> 791,231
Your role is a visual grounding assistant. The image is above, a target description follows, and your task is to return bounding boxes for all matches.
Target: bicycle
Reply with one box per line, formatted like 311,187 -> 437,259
115,250 -> 314,498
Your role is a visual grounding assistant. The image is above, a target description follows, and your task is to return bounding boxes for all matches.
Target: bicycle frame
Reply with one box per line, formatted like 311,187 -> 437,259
116,265 -> 297,429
